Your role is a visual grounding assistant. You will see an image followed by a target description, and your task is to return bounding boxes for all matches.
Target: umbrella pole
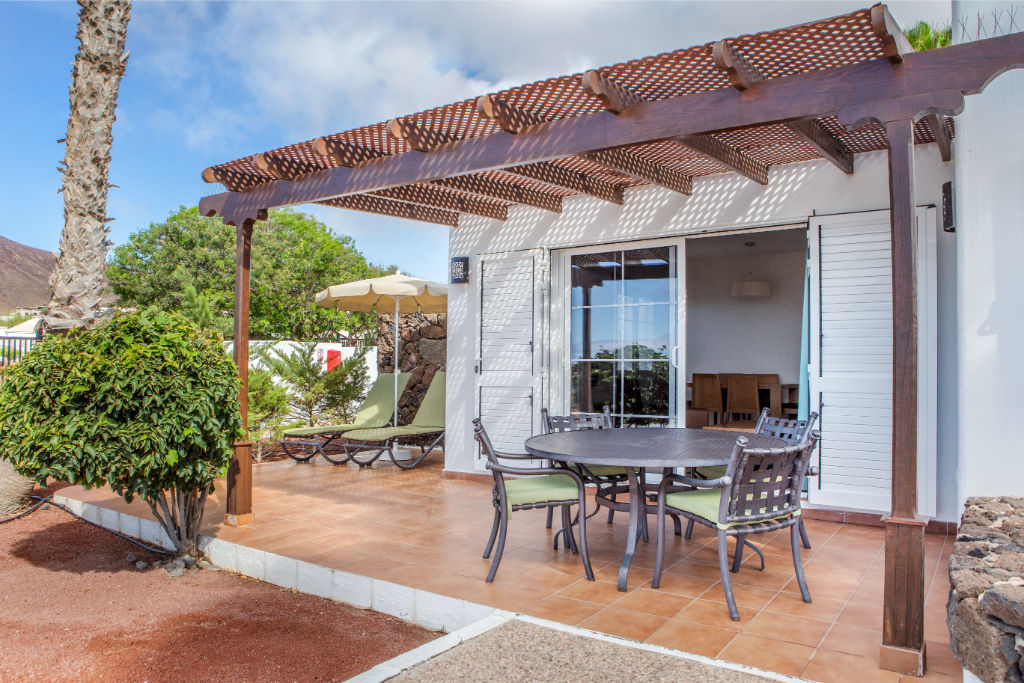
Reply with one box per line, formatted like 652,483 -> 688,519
394,296 -> 401,424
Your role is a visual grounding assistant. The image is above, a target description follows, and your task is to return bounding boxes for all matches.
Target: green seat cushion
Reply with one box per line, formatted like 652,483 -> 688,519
664,488 -> 798,529
411,371 -> 445,428
354,372 -> 412,427
505,474 -> 579,509
568,463 -> 627,477
342,424 -> 443,442
695,465 -> 727,480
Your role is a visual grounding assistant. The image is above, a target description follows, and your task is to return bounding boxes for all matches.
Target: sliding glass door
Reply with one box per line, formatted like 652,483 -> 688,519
567,245 -> 678,426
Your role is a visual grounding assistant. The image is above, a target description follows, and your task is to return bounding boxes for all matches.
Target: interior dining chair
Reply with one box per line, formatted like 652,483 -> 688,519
696,407 -> 820,549
653,432 -> 820,621
473,418 -> 594,583
540,406 -> 625,534
691,374 -> 723,424
724,374 -> 760,425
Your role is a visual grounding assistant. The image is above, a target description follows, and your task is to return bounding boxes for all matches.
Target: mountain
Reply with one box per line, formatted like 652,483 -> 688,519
0,235 -> 56,312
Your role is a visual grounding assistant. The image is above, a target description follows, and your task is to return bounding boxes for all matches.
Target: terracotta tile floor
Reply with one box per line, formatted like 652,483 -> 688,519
63,453 -> 960,682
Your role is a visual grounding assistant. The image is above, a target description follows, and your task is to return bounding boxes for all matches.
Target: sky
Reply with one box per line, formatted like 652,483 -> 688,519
0,0 -> 951,283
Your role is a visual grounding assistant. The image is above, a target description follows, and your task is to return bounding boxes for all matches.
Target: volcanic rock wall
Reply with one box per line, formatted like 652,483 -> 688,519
377,312 -> 446,425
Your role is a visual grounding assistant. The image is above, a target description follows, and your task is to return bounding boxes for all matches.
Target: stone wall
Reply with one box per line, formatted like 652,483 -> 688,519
377,312 -> 446,425
948,497 -> 1024,682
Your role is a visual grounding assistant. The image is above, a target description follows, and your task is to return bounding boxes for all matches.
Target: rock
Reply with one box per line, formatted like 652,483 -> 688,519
135,560 -> 148,570
420,325 -> 445,340
183,556 -> 196,570
952,568 -> 995,599
418,339 -> 445,366
125,553 -> 137,564
164,558 -> 186,577
983,583 -> 1024,630
197,559 -> 218,571
167,565 -> 184,578
950,597 -> 1018,683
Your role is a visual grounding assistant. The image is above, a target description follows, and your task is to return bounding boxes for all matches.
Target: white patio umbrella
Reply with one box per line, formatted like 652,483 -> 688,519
315,273 -> 448,421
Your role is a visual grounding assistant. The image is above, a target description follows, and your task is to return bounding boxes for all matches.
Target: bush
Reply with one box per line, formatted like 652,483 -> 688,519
0,311 -> 244,556
257,341 -> 369,426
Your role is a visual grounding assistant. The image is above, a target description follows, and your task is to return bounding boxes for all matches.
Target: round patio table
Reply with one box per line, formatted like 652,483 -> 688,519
524,427 -> 784,591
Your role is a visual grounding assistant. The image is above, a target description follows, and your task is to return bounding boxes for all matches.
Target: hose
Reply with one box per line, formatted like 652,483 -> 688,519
0,493 -> 173,556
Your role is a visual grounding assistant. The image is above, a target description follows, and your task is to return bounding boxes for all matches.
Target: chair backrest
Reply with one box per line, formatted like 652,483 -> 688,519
719,431 -> 820,527
754,408 -> 819,446
472,418 -> 538,486
411,371 -> 446,427
725,374 -> 760,415
541,405 -> 612,433
355,372 -> 413,426
691,374 -> 722,412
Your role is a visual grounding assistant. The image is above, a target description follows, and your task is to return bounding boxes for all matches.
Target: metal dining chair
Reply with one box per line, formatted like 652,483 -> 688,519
473,418 -> 594,583
653,432 -> 820,620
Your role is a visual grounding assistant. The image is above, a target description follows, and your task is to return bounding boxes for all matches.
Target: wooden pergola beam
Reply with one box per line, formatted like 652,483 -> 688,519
432,175 -> 563,213
387,118 -> 459,153
478,92 -> 692,196
201,166 -> 269,193
507,162 -> 624,204
313,137 -> 388,167
923,113 -> 952,161
318,194 -> 459,227
252,152 -> 323,180
872,3 -> 914,64
580,70 -> 643,113
374,184 -> 508,221
712,39 -> 854,174
199,33 -> 1024,221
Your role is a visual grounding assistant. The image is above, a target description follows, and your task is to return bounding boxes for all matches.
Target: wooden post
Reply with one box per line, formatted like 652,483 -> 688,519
226,218 -> 254,527
879,117 -> 927,675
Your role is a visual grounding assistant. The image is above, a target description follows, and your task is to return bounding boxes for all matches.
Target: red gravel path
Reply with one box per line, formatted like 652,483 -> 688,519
0,495 -> 436,682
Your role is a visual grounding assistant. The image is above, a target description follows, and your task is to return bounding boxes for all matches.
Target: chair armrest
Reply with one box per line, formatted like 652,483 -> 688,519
806,466 -> 819,477
658,472 -> 732,497
493,450 -> 542,461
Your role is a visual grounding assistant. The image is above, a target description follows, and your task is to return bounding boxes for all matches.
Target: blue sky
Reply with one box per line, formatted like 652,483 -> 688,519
1,1 -> 949,283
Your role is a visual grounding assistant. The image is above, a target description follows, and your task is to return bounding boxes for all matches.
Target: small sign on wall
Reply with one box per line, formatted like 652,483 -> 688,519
450,256 -> 469,284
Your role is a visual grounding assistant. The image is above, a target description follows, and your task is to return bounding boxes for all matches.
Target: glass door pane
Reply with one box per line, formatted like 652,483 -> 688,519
569,245 -> 676,426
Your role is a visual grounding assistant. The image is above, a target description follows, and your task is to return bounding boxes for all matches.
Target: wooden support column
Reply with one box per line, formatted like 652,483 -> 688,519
226,216 -> 257,527
879,116 -> 926,676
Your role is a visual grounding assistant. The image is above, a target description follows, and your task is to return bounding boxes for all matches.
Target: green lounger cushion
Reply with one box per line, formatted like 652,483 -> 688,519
505,474 -> 579,509
664,487 -> 798,529
281,372 -> 411,437
342,425 -> 443,441
341,372 -> 447,443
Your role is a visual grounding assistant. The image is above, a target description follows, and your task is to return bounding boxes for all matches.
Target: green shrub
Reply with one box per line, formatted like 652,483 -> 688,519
0,310 -> 244,556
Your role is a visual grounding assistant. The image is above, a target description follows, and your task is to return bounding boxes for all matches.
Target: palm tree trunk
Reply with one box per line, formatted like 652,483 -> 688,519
43,0 -> 131,333
0,460 -> 34,516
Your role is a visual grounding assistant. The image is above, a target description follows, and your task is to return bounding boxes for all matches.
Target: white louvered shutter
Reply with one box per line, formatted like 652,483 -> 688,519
808,209 -> 936,514
475,251 -> 544,465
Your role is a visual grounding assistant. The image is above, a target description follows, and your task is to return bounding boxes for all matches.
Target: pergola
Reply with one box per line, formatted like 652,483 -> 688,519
199,4 -> 1024,674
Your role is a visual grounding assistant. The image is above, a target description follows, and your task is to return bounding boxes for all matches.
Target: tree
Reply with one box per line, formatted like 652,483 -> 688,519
257,342 -> 369,426
246,368 -> 288,461
3,0 -> 131,516
44,0 -> 130,332
0,311 -> 244,557
107,206 -> 385,341
906,21 -> 952,52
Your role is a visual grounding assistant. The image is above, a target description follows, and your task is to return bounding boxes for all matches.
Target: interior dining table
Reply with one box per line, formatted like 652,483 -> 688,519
523,427 -> 784,591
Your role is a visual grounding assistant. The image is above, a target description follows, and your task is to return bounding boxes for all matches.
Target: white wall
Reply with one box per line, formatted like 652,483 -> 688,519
953,2 -> 1024,510
446,147 -> 958,519
686,247 -> 805,385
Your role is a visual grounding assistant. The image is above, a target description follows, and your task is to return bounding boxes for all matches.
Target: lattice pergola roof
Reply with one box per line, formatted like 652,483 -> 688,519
203,5 -> 953,227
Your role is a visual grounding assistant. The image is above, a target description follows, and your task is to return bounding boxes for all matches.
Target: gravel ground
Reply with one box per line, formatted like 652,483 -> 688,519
394,620 -> 779,683
0,492 -> 436,683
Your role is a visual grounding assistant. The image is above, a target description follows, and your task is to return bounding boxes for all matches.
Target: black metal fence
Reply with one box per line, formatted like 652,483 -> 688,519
0,336 -> 39,365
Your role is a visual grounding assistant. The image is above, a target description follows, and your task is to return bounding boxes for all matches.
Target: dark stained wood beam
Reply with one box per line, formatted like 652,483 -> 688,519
676,134 -> 769,185
198,32 -> 1024,219
580,70 -> 644,113
318,194 -> 459,227
879,116 -> 926,676
387,118 -> 458,152
923,113 -> 952,161
507,162 -> 624,204
713,39 -> 854,174
252,152 -> 323,180
872,4 -> 914,64
478,92 -> 692,195
432,175 -> 562,213
583,148 -> 692,195
374,184 -> 508,220
313,137 -> 388,167
711,39 -> 763,91
201,166 -> 269,193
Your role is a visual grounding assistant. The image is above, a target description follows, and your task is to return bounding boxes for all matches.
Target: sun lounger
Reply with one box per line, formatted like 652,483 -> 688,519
341,371 -> 445,470
280,372 -> 411,464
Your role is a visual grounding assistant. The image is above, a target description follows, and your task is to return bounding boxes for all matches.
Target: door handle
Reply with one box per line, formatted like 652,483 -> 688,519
670,345 -> 680,368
